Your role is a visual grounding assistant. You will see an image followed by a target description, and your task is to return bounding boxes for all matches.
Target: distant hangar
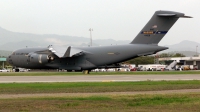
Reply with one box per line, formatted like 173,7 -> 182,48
159,56 -> 200,69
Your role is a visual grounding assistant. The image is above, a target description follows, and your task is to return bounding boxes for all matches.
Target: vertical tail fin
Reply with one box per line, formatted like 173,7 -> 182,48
130,10 -> 192,45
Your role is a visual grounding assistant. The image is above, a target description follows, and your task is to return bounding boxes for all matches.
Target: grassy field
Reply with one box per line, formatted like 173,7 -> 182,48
0,94 -> 200,112
0,71 -> 200,76
0,80 -> 200,94
1,81 -> 200,111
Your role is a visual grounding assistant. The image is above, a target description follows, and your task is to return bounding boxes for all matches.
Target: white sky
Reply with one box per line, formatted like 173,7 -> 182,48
0,0 -> 199,45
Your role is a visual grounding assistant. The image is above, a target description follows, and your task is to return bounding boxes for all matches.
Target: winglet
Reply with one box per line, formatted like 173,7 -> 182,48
63,46 -> 84,57
63,46 -> 71,57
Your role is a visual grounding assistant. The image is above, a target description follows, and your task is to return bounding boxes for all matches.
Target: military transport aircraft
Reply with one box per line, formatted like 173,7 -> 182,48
7,10 -> 191,73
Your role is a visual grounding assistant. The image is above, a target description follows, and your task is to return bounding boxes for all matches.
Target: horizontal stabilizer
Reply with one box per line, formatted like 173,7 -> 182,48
157,13 -> 192,18
157,14 -> 176,16
180,16 -> 193,18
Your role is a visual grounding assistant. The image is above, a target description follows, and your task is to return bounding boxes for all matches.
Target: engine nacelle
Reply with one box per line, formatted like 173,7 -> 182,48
28,53 -> 54,64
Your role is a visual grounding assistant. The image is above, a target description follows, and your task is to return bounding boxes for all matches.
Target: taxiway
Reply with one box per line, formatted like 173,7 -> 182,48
0,75 -> 199,83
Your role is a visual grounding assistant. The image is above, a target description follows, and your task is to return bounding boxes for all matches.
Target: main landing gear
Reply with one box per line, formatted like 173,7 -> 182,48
83,70 -> 90,74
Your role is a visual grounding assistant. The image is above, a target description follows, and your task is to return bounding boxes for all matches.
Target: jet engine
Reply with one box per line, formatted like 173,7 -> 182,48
28,53 -> 54,64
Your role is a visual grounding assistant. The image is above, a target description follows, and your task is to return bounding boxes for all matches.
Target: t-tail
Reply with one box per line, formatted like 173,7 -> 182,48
130,10 -> 192,45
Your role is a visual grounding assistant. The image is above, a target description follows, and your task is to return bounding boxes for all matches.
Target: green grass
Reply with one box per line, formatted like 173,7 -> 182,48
0,94 -> 200,112
0,70 -> 200,76
0,80 -> 200,111
0,80 -> 200,94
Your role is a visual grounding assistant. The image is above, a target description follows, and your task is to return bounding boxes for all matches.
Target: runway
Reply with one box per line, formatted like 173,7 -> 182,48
0,75 -> 200,83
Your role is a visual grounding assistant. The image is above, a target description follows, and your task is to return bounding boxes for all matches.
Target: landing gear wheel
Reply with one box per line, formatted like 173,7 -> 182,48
83,70 -> 90,74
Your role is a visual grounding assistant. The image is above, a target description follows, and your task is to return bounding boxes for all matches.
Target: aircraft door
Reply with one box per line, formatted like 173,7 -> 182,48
27,55 -> 30,63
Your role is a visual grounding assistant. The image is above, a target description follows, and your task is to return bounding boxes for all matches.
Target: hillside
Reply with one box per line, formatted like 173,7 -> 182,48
0,27 -> 199,57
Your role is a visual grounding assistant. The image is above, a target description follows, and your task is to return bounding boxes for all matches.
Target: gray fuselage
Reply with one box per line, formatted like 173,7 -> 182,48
7,44 -> 167,70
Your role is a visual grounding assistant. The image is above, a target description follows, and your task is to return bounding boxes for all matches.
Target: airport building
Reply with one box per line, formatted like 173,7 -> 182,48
0,58 -> 6,68
158,55 -> 200,70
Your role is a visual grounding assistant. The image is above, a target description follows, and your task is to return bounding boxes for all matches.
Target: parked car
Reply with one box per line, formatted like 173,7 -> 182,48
0,68 -> 10,72
130,67 -> 137,71
13,68 -> 30,72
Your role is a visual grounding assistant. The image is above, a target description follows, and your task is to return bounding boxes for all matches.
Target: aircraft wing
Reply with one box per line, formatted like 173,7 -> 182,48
35,45 -> 85,58
49,45 -> 84,58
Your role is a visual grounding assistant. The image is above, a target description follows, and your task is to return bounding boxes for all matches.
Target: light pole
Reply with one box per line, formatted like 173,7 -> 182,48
89,28 -> 93,46
196,45 -> 198,55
